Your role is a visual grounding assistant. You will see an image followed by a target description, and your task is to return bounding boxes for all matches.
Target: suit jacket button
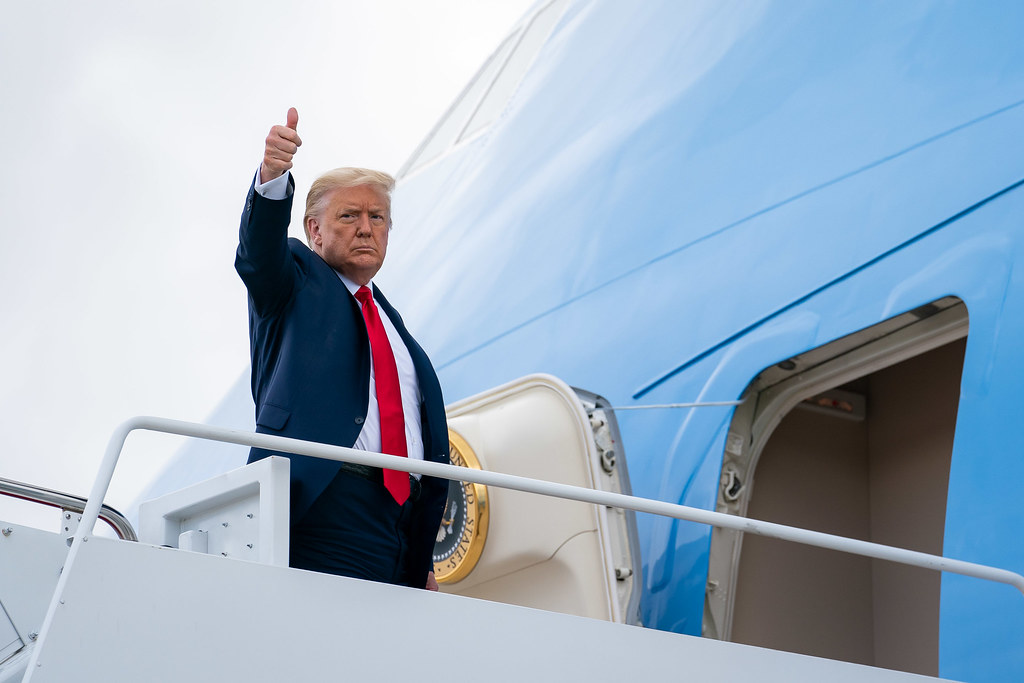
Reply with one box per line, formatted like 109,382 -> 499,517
354,417 -> 364,425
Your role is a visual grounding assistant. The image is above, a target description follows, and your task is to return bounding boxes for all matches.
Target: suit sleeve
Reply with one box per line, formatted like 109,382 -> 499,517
234,173 -> 299,317
408,475 -> 449,586
406,385 -> 451,588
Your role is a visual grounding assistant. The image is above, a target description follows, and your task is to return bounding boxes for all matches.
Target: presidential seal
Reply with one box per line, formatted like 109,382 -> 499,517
433,430 -> 489,583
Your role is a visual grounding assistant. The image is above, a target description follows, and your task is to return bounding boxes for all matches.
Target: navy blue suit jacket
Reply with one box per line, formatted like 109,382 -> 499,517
234,177 -> 450,585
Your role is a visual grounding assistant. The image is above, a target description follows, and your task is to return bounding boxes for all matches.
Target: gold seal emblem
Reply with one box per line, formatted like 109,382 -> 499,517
433,429 -> 489,583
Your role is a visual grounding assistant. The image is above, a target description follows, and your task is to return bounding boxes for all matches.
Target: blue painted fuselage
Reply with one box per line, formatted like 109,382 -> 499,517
385,1 -> 1024,680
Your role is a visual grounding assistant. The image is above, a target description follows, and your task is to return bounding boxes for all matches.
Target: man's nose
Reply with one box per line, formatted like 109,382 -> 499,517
355,214 -> 371,235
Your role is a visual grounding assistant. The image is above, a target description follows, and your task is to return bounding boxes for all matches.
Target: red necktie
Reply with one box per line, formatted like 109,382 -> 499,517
355,286 -> 410,504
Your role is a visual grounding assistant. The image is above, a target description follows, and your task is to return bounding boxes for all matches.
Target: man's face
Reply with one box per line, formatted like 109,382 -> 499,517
307,185 -> 390,285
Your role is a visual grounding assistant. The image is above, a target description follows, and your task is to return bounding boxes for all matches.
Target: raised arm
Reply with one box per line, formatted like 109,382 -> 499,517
235,108 -> 304,317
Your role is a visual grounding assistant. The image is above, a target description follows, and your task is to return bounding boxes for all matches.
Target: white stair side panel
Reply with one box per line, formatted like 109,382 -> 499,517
26,536 -> 957,683
0,523 -> 68,647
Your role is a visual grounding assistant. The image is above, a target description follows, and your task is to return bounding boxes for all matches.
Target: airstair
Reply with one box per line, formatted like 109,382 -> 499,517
3,376 -> 1020,682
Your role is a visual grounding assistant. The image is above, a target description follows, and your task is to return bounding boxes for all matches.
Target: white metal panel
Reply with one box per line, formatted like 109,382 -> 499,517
0,523 -> 67,646
26,535 -> 956,682
137,456 -> 289,566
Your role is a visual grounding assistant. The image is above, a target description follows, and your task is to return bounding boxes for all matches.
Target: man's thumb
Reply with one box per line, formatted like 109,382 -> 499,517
287,107 -> 298,131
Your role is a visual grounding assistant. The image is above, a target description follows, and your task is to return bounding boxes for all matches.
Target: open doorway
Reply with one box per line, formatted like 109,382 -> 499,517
704,297 -> 967,676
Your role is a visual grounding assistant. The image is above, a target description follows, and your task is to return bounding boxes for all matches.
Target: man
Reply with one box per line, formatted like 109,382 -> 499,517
235,107 -> 449,590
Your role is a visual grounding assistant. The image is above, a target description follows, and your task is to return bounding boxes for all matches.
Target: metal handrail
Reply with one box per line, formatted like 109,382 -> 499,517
75,416 -> 1024,596
0,476 -> 137,541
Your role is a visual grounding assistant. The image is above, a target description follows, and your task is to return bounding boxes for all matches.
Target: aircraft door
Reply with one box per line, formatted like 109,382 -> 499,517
434,374 -> 641,625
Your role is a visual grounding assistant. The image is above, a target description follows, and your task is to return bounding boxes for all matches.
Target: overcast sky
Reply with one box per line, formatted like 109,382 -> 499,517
0,0 -> 533,531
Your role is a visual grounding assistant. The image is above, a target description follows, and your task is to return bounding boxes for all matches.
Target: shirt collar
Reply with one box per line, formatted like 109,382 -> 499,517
335,271 -> 373,299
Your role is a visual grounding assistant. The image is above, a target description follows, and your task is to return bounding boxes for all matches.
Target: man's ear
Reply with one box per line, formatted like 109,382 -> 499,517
306,216 -> 321,246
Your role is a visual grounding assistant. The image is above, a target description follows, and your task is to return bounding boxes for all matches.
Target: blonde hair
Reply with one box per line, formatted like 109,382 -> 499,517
303,167 -> 396,243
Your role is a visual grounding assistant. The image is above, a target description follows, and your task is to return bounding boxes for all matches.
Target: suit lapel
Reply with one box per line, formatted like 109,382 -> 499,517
372,285 -> 416,354
372,285 -> 447,463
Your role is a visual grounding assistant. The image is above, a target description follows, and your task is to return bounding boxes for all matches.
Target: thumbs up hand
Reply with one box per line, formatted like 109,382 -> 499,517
260,107 -> 302,183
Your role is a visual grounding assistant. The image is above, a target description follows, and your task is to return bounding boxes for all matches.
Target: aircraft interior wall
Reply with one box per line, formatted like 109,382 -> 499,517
730,338 -> 965,676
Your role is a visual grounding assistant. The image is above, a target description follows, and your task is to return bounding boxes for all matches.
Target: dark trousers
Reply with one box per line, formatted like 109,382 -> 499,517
289,468 -> 416,586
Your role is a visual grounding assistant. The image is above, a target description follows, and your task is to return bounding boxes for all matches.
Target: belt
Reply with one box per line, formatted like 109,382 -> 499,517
338,461 -> 422,503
